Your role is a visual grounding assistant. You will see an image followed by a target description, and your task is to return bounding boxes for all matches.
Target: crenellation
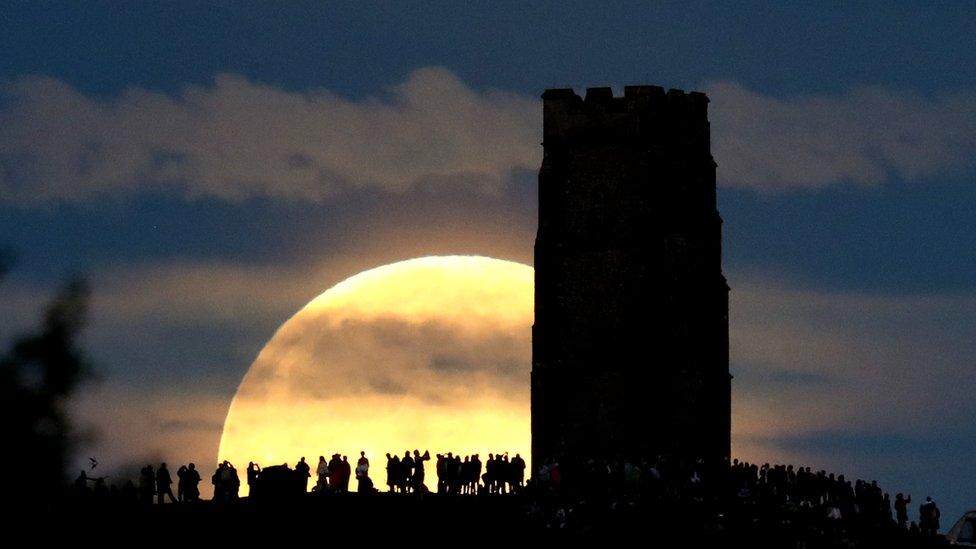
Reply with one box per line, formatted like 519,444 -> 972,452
542,85 -> 711,146
583,86 -> 614,104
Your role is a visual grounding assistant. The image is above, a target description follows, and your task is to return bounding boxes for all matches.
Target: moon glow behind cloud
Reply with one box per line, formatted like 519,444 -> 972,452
218,256 -> 533,492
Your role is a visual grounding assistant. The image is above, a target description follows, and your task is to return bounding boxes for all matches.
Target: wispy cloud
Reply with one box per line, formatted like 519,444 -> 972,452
235,315 -> 530,404
709,82 -> 976,191
0,68 -> 539,204
3,71 -> 975,204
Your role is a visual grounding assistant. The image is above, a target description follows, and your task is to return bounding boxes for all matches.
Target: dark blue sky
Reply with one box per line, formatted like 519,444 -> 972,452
5,2 -> 976,97
1,1 -> 974,523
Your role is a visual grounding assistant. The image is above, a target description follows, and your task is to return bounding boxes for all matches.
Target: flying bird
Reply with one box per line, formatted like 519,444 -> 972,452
89,457 -> 98,470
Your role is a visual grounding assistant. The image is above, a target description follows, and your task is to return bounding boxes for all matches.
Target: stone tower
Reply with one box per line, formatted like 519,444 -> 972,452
531,86 -> 730,477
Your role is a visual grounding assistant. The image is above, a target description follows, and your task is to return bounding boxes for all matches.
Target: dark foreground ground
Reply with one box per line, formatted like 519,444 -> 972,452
25,492 -> 952,547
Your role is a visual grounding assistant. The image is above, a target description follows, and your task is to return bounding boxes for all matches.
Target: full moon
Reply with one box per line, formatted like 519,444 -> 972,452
218,255 -> 533,493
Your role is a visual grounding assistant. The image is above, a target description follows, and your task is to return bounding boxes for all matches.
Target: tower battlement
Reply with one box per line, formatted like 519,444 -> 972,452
542,86 -> 710,150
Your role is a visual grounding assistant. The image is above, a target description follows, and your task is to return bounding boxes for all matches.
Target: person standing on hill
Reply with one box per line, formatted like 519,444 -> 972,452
176,465 -> 187,502
316,455 -> 329,492
156,462 -> 177,504
328,454 -> 342,492
920,496 -> 941,535
895,493 -> 911,528
511,453 -> 526,493
184,463 -> 201,501
295,457 -> 311,493
401,451 -> 415,493
357,451 -> 369,478
340,455 -> 352,492
412,449 -> 430,493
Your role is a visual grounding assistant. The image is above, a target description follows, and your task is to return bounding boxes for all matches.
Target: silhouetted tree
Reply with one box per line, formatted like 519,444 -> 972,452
0,259 -> 91,508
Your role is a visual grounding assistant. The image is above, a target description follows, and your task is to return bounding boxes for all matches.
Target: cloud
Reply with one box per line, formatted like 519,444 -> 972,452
240,315 -> 530,404
709,82 -> 976,191
4,70 -> 976,203
0,67 -> 540,204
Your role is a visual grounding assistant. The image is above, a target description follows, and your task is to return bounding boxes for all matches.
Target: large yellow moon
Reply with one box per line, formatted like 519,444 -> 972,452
218,255 -> 533,493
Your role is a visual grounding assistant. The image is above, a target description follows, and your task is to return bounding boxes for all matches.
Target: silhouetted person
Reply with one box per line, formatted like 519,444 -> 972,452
357,451 -> 369,478
246,461 -> 260,491
72,470 -> 89,501
212,463 -> 225,502
226,461 -> 241,500
484,453 -> 495,493
445,453 -> 459,494
295,457 -> 311,493
412,449 -> 430,493
895,493 -> 912,528
436,453 -> 446,494
401,451 -> 415,493
441,452 -> 451,494
340,455 -> 351,492
184,463 -> 201,501
214,461 -> 239,502
920,496 -> 940,535
328,454 -> 342,492
386,453 -> 399,493
460,455 -> 470,495
471,454 -> 482,495
511,453 -> 526,493
356,451 -> 373,493
316,455 -> 329,492
140,464 -> 155,504
176,465 -> 187,502
497,452 -> 509,494
156,462 -> 177,504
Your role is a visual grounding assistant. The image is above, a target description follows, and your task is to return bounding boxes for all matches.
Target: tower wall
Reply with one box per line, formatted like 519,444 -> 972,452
531,85 -> 730,475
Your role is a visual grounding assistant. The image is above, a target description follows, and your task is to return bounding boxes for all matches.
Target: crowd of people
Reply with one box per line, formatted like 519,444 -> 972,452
68,452 -> 945,540
383,451 -> 527,495
726,460 -> 942,534
722,459 -> 943,537
514,455 -> 944,538
70,449 -> 531,504
308,452 -> 373,493
72,462 -> 205,505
